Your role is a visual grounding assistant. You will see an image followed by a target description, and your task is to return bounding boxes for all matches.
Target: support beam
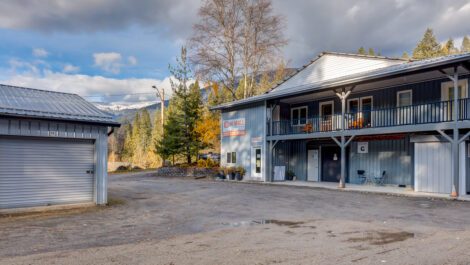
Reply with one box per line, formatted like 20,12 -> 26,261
452,67 -> 459,198
459,131 -> 470,143
335,88 -> 353,188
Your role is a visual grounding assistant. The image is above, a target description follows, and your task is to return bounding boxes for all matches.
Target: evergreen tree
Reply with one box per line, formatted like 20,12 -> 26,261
357,47 -> 366,55
139,109 -> 152,150
131,112 -> 142,165
122,122 -> 134,160
412,28 -> 442,59
442,38 -> 458,55
402,51 -> 410,59
156,47 -> 204,164
461,35 -> 470,53
368,48 -> 375,56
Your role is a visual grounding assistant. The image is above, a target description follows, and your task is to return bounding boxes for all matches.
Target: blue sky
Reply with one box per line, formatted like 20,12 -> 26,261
0,0 -> 469,109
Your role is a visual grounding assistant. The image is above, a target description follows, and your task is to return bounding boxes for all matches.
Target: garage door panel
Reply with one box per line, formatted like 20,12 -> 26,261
0,137 -> 95,209
414,142 -> 452,194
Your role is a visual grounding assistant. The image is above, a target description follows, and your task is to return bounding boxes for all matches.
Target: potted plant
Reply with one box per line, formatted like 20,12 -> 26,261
235,166 -> 246,181
286,169 -> 295,181
217,167 -> 226,180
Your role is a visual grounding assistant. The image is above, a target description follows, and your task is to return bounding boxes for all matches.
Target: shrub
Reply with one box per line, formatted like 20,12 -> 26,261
206,158 -> 219,168
197,159 -> 207,168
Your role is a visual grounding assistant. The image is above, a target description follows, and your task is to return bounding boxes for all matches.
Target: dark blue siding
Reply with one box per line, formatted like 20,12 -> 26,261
282,76 -> 470,117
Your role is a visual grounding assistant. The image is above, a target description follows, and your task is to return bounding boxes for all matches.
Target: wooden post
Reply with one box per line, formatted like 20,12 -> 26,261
451,67 -> 459,197
336,89 -> 352,188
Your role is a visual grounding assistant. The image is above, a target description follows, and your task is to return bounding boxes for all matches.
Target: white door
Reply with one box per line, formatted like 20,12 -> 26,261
251,147 -> 262,179
397,90 -> 412,125
414,142 -> 452,194
307,149 -> 319,181
0,137 -> 95,209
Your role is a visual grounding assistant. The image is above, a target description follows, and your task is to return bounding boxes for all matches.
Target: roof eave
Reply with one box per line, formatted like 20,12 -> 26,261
0,113 -> 121,127
211,55 -> 470,111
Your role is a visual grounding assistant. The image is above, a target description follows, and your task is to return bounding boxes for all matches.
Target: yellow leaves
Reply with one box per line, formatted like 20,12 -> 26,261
195,112 -> 221,150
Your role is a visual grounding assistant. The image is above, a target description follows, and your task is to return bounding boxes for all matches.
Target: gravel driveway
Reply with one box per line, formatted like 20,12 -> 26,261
2,171 -> 470,264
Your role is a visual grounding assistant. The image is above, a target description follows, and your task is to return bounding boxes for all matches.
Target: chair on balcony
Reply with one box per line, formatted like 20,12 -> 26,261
301,123 -> 313,133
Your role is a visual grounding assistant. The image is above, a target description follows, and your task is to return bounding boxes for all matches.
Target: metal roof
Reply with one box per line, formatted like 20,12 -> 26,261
212,52 -> 470,110
0,84 -> 119,126
271,52 -> 406,92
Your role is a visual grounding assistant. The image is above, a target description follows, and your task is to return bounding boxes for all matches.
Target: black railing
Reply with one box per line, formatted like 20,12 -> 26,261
268,98 -> 470,136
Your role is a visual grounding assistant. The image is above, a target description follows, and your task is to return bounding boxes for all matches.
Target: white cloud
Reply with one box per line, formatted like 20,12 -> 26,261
32,48 -> 49,58
1,69 -> 174,108
128,56 -> 138,66
93,52 -> 122,74
62,64 -> 80,73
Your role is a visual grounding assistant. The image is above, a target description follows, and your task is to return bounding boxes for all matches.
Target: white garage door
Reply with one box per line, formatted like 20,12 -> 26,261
414,142 -> 452,194
0,137 -> 95,209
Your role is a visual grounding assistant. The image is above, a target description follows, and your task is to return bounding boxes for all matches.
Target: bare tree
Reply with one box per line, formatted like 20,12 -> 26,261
190,0 -> 287,101
241,0 -> 287,98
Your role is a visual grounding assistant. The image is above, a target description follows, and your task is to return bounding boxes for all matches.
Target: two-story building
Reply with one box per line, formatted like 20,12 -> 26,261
213,52 -> 470,198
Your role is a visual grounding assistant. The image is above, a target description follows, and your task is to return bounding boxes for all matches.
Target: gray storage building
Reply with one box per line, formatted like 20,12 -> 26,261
0,84 -> 119,210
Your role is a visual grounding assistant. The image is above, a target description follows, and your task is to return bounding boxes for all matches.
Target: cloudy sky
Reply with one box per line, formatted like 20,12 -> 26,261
0,0 -> 469,108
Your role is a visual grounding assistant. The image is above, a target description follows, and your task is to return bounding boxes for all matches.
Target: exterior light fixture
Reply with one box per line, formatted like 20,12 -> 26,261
333,153 -> 338,161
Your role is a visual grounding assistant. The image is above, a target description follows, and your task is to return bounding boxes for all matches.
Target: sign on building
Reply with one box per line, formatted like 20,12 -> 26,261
358,142 -> 368,153
223,118 -> 246,137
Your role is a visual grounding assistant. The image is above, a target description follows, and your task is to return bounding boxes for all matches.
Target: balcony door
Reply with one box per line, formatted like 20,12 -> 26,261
347,97 -> 372,129
441,80 -> 468,121
319,101 -> 334,131
397,90 -> 412,125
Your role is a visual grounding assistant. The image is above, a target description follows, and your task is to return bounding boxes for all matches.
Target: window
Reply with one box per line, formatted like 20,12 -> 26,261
441,79 -> 468,101
226,152 -> 237,164
255,148 -> 261,173
397,90 -> 412,107
347,99 -> 359,113
291,106 -> 308,125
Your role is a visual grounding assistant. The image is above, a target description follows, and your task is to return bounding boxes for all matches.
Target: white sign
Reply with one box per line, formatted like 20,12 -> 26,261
358,142 -> 368,153
251,136 -> 262,144
222,118 -> 246,137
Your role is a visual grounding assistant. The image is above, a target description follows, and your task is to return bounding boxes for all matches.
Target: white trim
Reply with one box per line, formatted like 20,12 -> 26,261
397,90 -> 413,107
291,106 -> 308,126
251,146 -> 262,179
319,101 -> 334,116
360,96 -> 373,110
441,79 -> 468,101
347,98 -> 359,113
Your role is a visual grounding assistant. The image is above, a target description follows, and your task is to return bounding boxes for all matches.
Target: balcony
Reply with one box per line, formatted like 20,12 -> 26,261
269,98 -> 470,136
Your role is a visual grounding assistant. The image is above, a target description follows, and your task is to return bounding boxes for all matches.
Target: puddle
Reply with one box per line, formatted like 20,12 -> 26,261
347,231 -> 414,245
220,219 -> 306,228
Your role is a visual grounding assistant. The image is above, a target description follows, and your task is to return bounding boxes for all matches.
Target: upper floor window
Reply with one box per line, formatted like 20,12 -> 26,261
397,90 -> 412,107
291,106 -> 307,125
441,79 -> 468,101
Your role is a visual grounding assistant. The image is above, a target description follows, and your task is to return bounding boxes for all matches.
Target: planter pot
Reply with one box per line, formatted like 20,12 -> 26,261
235,173 -> 243,181
230,173 -> 236,180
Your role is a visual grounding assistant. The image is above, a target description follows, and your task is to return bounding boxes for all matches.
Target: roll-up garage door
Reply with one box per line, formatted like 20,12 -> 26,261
414,142 -> 452,194
0,137 -> 95,209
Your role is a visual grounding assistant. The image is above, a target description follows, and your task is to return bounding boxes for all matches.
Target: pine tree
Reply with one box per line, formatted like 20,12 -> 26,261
368,48 -> 375,56
442,38 -> 458,55
357,47 -> 366,55
461,35 -> 470,53
156,46 -> 204,164
122,122 -> 134,161
412,28 -> 442,59
131,112 -> 142,165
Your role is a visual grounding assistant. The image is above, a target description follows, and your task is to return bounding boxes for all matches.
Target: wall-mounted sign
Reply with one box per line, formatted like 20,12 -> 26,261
223,118 -> 246,137
251,136 -> 262,144
358,142 -> 368,153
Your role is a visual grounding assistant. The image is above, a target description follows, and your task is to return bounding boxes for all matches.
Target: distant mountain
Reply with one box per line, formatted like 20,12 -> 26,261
93,67 -> 297,123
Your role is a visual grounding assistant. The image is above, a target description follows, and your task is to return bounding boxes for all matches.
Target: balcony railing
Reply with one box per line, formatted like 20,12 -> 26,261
269,98 -> 470,136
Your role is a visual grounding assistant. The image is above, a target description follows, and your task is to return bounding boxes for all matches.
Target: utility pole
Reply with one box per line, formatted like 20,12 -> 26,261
152,85 -> 165,132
